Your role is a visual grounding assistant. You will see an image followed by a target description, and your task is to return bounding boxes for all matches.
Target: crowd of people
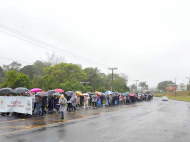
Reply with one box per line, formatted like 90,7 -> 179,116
0,89 -> 154,120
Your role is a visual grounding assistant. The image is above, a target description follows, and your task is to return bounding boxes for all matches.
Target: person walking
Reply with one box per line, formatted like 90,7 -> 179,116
59,95 -> 67,119
70,93 -> 77,111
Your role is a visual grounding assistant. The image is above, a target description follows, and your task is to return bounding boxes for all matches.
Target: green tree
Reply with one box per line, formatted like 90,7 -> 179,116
187,84 -> 190,91
138,82 -> 148,90
130,84 -> 136,92
43,63 -> 87,84
3,61 -> 21,72
33,60 -> 51,76
20,65 -> 35,79
157,81 -> 174,91
3,70 -> 30,88
83,67 -> 106,90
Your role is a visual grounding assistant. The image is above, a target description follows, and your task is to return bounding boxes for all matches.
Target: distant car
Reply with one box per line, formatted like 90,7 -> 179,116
162,96 -> 168,101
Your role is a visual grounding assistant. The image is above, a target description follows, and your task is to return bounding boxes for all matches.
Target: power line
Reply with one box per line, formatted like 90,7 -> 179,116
0,24 -> 108,68
0,56 -> 32,65
0,30 -> 108,69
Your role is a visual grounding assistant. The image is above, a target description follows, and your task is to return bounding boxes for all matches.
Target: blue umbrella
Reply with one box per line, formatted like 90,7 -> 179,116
105,91 -> 113,95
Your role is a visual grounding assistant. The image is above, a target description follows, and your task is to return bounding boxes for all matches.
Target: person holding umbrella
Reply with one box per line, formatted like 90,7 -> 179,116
59,94 -> 67,119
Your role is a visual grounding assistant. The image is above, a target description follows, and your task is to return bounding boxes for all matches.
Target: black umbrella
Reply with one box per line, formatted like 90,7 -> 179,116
35,92 -> 47,97
13,87 -> 29,94
65,91 -> 75,96
47,90 -> 57,96
92,95 -> 97,98
0,88 -> 14,94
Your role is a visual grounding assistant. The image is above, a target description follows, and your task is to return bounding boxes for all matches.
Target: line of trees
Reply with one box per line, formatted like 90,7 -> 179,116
0,60 -> 129,93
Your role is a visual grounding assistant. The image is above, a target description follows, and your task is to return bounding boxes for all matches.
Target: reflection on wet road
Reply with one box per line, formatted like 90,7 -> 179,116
1,98 -> 190,142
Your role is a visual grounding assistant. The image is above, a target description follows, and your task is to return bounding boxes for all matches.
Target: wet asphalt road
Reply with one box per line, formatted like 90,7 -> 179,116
1,98 -> 190,142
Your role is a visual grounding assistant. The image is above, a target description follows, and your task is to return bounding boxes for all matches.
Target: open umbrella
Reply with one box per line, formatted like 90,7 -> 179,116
123,93 -> 129,96
87,92 -> 95,95
105,91 -> 113,95
30,88 -> 42,93
92,94 -> 97,98
0,88 -> 14,94
35,92 -> 47,97
55,88 -> 64,93
82,93 -> 89,96
47,90 -> 57,96
129,93 -> 134,97
75,91 -> 82,96
52,93 -> 61,96
65,91 -> 75,96
13,87 -> 29,94
95,91 -> 102,96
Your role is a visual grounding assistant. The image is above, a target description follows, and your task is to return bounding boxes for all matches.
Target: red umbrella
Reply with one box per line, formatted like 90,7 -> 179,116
129,94 -> 134,97
30,88 -> 42,93
55,89 -> 64,93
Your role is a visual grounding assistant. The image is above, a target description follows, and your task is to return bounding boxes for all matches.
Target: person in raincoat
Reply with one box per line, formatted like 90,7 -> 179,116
59,94 -> 67,119
92,94 -> 97,108
70,93 -> 77,111
105,94 -> 109,107
84,95 -> 89,109
76,94 -> 80,108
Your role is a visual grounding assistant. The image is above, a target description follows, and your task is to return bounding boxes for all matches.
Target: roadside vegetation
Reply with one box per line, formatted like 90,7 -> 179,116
155,91 -> 190,102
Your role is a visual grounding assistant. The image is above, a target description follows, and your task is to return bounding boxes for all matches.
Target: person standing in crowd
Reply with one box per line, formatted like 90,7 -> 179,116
109,94 -> 112,106
76,94 -> 80,108
84,95 -> 89,109
71,93 -> 77,111
35,95 -> 41,116
59,94 -> 67,119
80,95 -> 84,107
48,95 -> 54,112
54,96 -> 60,113
42,96 -> 47,115
105,94 -> 109,107
92,94 -> 97,108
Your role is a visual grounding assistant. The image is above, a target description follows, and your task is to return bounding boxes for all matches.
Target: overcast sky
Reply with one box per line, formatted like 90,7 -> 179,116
0,0 -> 190,87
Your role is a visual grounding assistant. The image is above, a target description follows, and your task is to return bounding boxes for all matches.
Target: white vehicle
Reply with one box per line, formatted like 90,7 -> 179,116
162,96 -> 168,101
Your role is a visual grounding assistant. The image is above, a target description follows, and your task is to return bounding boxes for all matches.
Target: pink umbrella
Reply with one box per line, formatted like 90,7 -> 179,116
30,88 -> 42,93
129,94 -> 134,97
55,89 -> 64,93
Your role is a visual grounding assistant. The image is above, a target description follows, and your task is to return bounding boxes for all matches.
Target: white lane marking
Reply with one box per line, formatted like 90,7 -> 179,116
95,125 -> 109,131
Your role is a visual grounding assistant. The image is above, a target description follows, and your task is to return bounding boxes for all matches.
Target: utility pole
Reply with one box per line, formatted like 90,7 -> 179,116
134,80 -> 139,92
174,78 -> 177,97
108,67 -> 117,91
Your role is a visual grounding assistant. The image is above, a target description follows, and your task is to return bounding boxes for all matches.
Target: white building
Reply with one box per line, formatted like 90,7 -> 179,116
177,83 -> 186,91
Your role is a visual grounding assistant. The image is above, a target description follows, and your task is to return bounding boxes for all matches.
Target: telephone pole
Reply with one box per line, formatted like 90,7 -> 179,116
108,67 -> 117,91
174,78 -> 177,97
134,80 -> 139,92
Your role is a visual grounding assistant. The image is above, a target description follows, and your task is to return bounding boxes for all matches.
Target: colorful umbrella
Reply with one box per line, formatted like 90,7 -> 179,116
30,88 -> 42,93
55,88 -> 64,93
105,91 -> 113,95
95,91 -> 102,96
75,91 -> 82,96
129,93 -> 134,97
